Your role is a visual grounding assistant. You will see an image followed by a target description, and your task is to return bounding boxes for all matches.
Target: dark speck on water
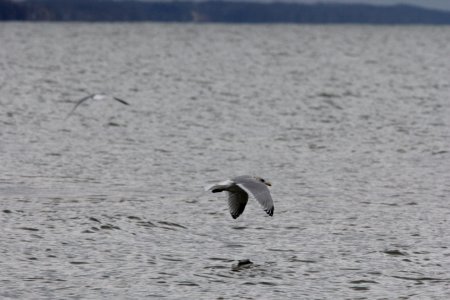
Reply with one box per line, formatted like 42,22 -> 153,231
18,227 -> 39,232
0,24 -> 449,299
70,261 -> 89,265
237,259 -> 252,266
232,259 -> 254,271
383,250 -> 408,256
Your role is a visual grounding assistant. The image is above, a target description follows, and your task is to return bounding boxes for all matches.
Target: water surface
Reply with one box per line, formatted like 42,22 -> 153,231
1,23 -> 450,299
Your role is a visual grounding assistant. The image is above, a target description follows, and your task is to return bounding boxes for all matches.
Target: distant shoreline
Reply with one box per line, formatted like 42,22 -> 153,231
2,21 -> 450,27
1,0 -> 450,24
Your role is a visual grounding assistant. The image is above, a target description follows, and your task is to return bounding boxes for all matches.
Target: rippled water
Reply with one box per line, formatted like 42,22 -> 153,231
1,23 -> 450,299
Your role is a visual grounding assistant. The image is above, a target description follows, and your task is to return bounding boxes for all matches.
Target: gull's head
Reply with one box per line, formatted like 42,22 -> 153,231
255,176 -> 272,187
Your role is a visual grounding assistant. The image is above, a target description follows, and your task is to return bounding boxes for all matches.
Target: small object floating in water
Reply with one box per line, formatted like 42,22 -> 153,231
205,175 -> 274,219
232,259 -> 253,271
237,259 -> 252,266
383,249 -> 408,256
66,93 -> 130,118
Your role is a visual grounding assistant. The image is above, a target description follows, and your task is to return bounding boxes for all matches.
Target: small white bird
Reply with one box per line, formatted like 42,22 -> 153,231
205,175 -> 274,219
67,93 -> 130,117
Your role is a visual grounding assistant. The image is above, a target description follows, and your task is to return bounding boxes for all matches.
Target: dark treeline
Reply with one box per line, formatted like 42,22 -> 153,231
1,0 -> 450,23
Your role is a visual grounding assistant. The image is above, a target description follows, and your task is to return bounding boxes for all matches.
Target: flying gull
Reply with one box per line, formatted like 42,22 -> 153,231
205,175 -> 274,219
67,93 -> 130,117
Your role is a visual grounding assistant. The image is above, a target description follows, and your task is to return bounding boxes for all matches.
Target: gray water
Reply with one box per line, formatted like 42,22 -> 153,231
1,23 -> 450,299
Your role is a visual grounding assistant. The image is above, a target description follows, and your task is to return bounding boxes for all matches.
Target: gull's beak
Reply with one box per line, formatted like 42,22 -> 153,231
265,181 -> 272,187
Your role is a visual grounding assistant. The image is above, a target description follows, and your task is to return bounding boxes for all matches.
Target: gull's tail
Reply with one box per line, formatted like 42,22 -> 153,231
204,180 -> 234,193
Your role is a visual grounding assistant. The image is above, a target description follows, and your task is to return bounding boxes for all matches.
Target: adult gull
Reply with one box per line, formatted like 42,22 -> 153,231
67,93 -> 129,117
205,175 -> 274,219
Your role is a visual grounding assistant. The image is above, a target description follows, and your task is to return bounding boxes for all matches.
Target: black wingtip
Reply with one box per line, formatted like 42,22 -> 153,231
231,214 -> 239,219
265,206 -> 274,217
212,189 -> 223,193
113,97 -> 130,105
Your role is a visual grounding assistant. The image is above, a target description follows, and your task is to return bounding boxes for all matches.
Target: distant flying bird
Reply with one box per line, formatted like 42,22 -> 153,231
67,93 -> 130,117
205,175 -> 274,219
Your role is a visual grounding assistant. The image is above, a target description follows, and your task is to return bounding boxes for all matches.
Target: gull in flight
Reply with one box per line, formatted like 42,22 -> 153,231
67,93 -> 130,117
205,175 -> 274,219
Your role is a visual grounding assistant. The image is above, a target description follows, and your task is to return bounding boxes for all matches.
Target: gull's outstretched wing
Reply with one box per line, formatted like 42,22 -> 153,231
227,189 -> 249,219
67,94 -> 95,117
66,94 -> 130,119
113,97 -> 130,106
235,177 -> 274,216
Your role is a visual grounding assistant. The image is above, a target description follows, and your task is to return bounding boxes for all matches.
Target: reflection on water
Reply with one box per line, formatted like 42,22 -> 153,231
1,24 -> 450,299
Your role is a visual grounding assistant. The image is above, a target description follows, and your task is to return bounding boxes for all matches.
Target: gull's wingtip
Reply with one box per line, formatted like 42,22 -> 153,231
265,206 -> 274,217
113,97 -> 130,105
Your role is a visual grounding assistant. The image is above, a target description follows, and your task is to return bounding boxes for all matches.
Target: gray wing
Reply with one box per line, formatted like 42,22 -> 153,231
227,190 -> 248,219
67,94 -> 94,117
235,178 -> 274,217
